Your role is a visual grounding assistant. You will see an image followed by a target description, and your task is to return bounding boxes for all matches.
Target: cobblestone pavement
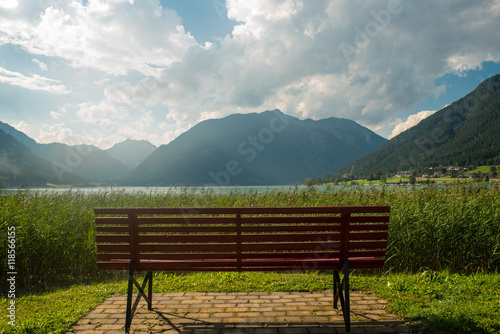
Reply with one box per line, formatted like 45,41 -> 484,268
66,290 -> 410,334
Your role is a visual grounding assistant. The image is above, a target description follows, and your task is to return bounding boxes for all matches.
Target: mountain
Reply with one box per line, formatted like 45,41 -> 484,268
0,121 -> 38,148
335,74 -> 500,178
106,139 -> 156,169
0,121 -> 131,182
122,109 -> 387,186
30,143 -> 131,182
0,129 -> 83,187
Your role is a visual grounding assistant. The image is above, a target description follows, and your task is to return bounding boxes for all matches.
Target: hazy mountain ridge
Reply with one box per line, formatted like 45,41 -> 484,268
106,139 -> 157,169
0,121 -> 148,186
0,129 -> 84,186
122,110 -> 387,186
335,74 -> 500,178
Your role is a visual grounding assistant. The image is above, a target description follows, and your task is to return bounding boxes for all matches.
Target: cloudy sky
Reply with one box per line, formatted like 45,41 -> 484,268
1,0 -> 499,149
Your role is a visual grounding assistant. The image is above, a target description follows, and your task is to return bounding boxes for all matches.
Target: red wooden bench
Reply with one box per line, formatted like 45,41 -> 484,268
94,206 -> 390,334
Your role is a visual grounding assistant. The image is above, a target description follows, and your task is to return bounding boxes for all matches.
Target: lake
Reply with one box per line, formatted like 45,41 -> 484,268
2,183 -> 421,195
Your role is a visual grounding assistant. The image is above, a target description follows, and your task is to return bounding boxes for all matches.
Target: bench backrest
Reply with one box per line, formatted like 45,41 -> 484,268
95,206 -> 390,272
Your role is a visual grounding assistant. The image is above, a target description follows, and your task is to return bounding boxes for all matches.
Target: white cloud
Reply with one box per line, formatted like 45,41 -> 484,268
389,109 -> 438,139
0,66 -> 69,93
32,58 -> 47,70
103,0 -> 500,136
0,0 -> 17,9
0,0 -> 196,76
50,111 -> 63,120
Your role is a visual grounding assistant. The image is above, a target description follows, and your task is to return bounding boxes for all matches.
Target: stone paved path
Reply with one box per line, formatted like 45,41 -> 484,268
66,290 -> 410,334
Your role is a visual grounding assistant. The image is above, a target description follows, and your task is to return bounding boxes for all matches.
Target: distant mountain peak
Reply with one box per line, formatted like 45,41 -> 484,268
122,110 -> 387,186
106,139 -> 157,169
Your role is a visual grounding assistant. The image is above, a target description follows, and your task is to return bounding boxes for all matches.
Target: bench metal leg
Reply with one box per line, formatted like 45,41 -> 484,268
125,260 -> 135,334
124,261 -> 153,333
333,261 -> 351,334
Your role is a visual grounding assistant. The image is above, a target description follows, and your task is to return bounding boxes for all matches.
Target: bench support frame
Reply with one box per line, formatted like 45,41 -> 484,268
333,260 -> 350,334
125,260 -> 153,333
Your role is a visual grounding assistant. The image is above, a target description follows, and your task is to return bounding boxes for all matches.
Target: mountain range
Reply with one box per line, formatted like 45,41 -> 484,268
0,109 -> 386,187
335,74 -> 500,179
0,122 -> 157,187
2,73 -> 499,188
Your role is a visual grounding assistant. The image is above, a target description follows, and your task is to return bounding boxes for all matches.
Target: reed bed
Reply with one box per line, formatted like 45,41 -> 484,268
1,185 -> 499,294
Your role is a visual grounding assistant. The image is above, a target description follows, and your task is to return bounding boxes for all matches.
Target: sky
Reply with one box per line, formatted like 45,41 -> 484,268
0,0 -> 500,149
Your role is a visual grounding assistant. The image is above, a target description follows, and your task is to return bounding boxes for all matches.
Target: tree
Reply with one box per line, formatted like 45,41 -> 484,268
409,176 -> 416,185
490,166 -> 498,178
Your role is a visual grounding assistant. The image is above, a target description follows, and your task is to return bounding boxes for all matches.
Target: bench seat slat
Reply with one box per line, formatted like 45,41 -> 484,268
95,217 -> 129,225
240,233 -> 340,243
96,226 -> 130,233
96,235 -> 130,243
136,233 -> 340,244
242,241 -> 340,251
138,226 -> 238,233
139,243 -> 237,252
241,224 -> 341,232
137,217 -> 237,225
97,257 -> 386,271
350,216 -> 390,223
97,244 -> 131,252
131,251 -> 340,260
240,216 -> 341,224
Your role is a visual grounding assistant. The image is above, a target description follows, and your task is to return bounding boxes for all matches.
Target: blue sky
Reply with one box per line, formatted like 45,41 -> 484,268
0,0 -> 499,148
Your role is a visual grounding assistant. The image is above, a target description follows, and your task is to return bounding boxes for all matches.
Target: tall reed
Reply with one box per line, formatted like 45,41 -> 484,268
1,185 -> 499,294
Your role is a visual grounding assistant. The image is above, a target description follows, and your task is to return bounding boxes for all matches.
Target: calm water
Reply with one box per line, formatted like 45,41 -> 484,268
2,184 -> 418,195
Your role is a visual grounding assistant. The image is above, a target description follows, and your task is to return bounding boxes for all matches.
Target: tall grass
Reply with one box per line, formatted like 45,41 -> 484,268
1,185 -> 499,294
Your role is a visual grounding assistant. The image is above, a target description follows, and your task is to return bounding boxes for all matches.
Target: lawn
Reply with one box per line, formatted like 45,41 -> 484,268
1,271 -> 499,334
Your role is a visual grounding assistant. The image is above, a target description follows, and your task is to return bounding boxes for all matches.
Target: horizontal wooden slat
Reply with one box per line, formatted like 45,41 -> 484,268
138,234 -> 236,243
240,233 -> 340,243
95,217 -> 129,225
96,226 -> 130,233
242,241 -> 339,252
241,224 -> 341,233
97,244 -> 131,252
96,234 -> 130,243
138,243 -> 237,253
241,216 -> 341,224
138,226 -> 237,233
134,251 -> 340,260
137,217 -> 237,225
97,253 -> 131,260
94,205 -> 390,216
350,215 -> 390,223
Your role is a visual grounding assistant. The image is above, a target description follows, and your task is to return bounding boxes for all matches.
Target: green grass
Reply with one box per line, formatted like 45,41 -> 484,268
1,271 -> 499,334
364,271 -> 500,334
465,165 -> 499,175
0,281 -> 124,334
